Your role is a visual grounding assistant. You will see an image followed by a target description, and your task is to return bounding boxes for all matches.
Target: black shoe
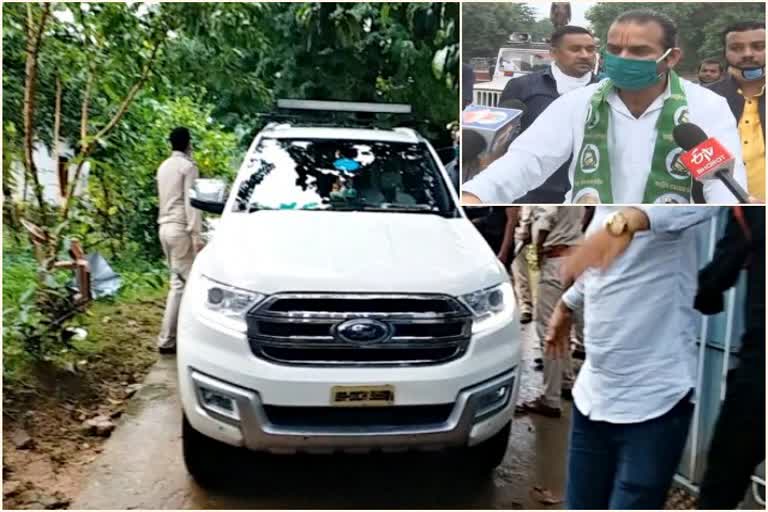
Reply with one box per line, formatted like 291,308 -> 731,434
158,345 -> 177,355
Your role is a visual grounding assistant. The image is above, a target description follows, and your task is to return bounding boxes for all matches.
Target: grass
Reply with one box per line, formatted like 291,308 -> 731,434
2,233 -> 169,385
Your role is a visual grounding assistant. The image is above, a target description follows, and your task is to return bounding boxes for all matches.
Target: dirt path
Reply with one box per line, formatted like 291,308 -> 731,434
2,295 -> 165,510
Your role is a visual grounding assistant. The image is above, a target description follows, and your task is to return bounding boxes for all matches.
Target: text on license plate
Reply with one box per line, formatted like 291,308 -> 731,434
331,385 -> 395,406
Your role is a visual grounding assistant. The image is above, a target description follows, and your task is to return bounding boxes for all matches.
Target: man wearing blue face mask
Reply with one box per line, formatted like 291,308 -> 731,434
461,10 -> 748,205
706,22 -> 765,202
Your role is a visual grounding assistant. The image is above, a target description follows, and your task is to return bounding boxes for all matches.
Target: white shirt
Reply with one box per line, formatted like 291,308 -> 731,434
463,77 -> 748,204
561,206 -> 719,423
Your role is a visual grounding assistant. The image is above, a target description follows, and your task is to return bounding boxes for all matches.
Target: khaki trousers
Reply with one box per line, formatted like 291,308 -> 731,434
536,255 -> 574,409
157,223 -> 195,349
511,252 -> 533,315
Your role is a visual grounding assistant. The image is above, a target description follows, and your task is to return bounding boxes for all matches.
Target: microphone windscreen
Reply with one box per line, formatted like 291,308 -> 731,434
673,123 -> 708,151
462,129 -> 488,164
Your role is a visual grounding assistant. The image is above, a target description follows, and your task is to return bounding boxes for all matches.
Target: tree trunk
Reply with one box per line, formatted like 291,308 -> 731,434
53,75 -> 63,199
22,3 -> 52,220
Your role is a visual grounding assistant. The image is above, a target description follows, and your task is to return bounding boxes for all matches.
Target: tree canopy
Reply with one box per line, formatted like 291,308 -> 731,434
1,2 -> 459,362
585,2 -> 765,73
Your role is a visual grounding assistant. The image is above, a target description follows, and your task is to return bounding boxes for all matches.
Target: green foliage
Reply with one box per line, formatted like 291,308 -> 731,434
161,2 -> 458,146
461,3 -> 539,59
585,2 -> 766,72
2,2 -> 458,376
2,234 -> 169,380
80,95 -> 238,261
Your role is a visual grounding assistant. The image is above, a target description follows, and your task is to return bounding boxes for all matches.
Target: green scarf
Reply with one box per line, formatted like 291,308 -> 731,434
572,71 -> 693,204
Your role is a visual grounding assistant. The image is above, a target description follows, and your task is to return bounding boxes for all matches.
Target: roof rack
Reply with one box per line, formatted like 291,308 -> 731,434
276,99 -> 412,114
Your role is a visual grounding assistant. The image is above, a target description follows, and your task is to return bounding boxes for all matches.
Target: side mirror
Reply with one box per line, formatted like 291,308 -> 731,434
190,178 -> 228,215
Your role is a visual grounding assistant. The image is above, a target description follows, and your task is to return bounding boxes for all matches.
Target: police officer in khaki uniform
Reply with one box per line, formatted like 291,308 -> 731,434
518,206 -> 584,418
156,127 -> 203,354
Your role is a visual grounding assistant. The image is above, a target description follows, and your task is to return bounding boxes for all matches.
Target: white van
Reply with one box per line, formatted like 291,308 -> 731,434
177,100 -> 522,486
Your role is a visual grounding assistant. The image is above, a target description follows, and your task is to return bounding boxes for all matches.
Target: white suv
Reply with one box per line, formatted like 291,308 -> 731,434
177,101 -> 522,486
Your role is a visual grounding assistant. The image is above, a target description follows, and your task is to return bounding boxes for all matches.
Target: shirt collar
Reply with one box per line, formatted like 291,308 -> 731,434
737,83 -> 766,98
172,150 -> 192,161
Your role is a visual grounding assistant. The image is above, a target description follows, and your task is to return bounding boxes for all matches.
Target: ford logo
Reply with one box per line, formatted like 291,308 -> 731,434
334,319 -> 393,344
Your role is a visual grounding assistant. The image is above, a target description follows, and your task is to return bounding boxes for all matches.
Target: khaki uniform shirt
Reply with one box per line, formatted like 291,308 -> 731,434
156,151 -> 202,242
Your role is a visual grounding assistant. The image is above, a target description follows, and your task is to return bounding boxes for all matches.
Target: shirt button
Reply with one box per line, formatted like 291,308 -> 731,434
745,120 -> 750,124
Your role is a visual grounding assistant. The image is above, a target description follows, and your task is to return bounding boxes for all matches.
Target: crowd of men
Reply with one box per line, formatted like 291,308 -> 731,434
461,11 -> 765,204
470,205 -> 764,509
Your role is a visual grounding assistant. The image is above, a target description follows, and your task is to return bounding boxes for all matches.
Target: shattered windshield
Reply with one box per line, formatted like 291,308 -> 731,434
234,138 -> 455,215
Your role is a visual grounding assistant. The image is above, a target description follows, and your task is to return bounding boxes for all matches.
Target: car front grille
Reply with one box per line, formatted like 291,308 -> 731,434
246,293 -> 473,366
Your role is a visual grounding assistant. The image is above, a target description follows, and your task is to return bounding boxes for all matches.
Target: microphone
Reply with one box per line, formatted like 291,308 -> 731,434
462,102 -> 526,160
672,123 -> 749,204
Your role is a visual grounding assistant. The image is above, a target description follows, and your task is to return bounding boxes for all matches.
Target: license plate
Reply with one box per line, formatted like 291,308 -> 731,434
331,385 -> 395,407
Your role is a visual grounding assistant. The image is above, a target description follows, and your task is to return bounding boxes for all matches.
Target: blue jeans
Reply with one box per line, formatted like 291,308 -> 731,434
566,392 -> 694,510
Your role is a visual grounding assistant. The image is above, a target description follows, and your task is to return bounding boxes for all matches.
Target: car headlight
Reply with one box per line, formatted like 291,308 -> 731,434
460,282 -> 515,332
201,276 -> 265,330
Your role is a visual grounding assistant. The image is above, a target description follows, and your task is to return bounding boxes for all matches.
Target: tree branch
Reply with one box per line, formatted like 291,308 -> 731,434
22,2 -> 52,217
93,38 -> 163,142
60,36 -> 165,220
80,70 -> 93,151
54,75 -> 62,199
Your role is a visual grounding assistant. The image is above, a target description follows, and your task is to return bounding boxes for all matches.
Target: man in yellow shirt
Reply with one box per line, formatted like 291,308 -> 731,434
708,22 -> 766,202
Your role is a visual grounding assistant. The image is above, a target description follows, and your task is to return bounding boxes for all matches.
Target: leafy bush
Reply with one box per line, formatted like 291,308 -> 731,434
75,95 -> 238,262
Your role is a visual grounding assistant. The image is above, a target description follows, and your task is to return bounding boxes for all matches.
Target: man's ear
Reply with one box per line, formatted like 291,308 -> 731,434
666,47 -> 683,69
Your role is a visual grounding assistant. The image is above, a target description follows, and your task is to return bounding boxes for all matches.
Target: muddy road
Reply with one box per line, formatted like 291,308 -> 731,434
72,325 -> 572,509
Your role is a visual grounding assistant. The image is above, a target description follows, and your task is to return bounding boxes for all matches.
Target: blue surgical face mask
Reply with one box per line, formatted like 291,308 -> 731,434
737,66 -> 765,81
603,48 -> 672,90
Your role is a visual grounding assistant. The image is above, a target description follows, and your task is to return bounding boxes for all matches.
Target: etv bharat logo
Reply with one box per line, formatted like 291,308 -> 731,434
690,146 -> 715,165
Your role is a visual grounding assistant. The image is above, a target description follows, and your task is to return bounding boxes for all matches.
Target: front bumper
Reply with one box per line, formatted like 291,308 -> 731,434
184,368 -> 518,454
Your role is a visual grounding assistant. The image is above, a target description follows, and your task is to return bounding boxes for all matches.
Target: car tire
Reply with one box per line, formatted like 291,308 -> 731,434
463,421 -> 511,473
182,414 -> 233,487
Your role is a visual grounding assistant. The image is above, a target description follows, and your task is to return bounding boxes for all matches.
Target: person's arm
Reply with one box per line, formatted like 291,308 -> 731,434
183,162 -> 204,251
545,279 -> 584,358
461,92 -> 578,203
695,211 -> 750,316
636,206 -> 719,233
561,277 -> 585,312
699,95 -> 749,203
560,206 -> 719,284
497,207 -> 519,264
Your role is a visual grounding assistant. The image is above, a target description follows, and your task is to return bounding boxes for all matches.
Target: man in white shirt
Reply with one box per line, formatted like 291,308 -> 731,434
461,10 -> 747,204
546,206 -> 719,509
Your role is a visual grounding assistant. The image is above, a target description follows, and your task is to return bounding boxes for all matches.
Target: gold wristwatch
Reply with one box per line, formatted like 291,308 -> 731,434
604,211 -> 629,236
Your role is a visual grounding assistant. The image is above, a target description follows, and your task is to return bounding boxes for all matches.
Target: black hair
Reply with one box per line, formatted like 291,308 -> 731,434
461,129 -> 487,167
169,127 -> 191,152
550,25 -> 593,47
699,58 -> 724,72
721,21 -> 765,48
613,9 -> 679,50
